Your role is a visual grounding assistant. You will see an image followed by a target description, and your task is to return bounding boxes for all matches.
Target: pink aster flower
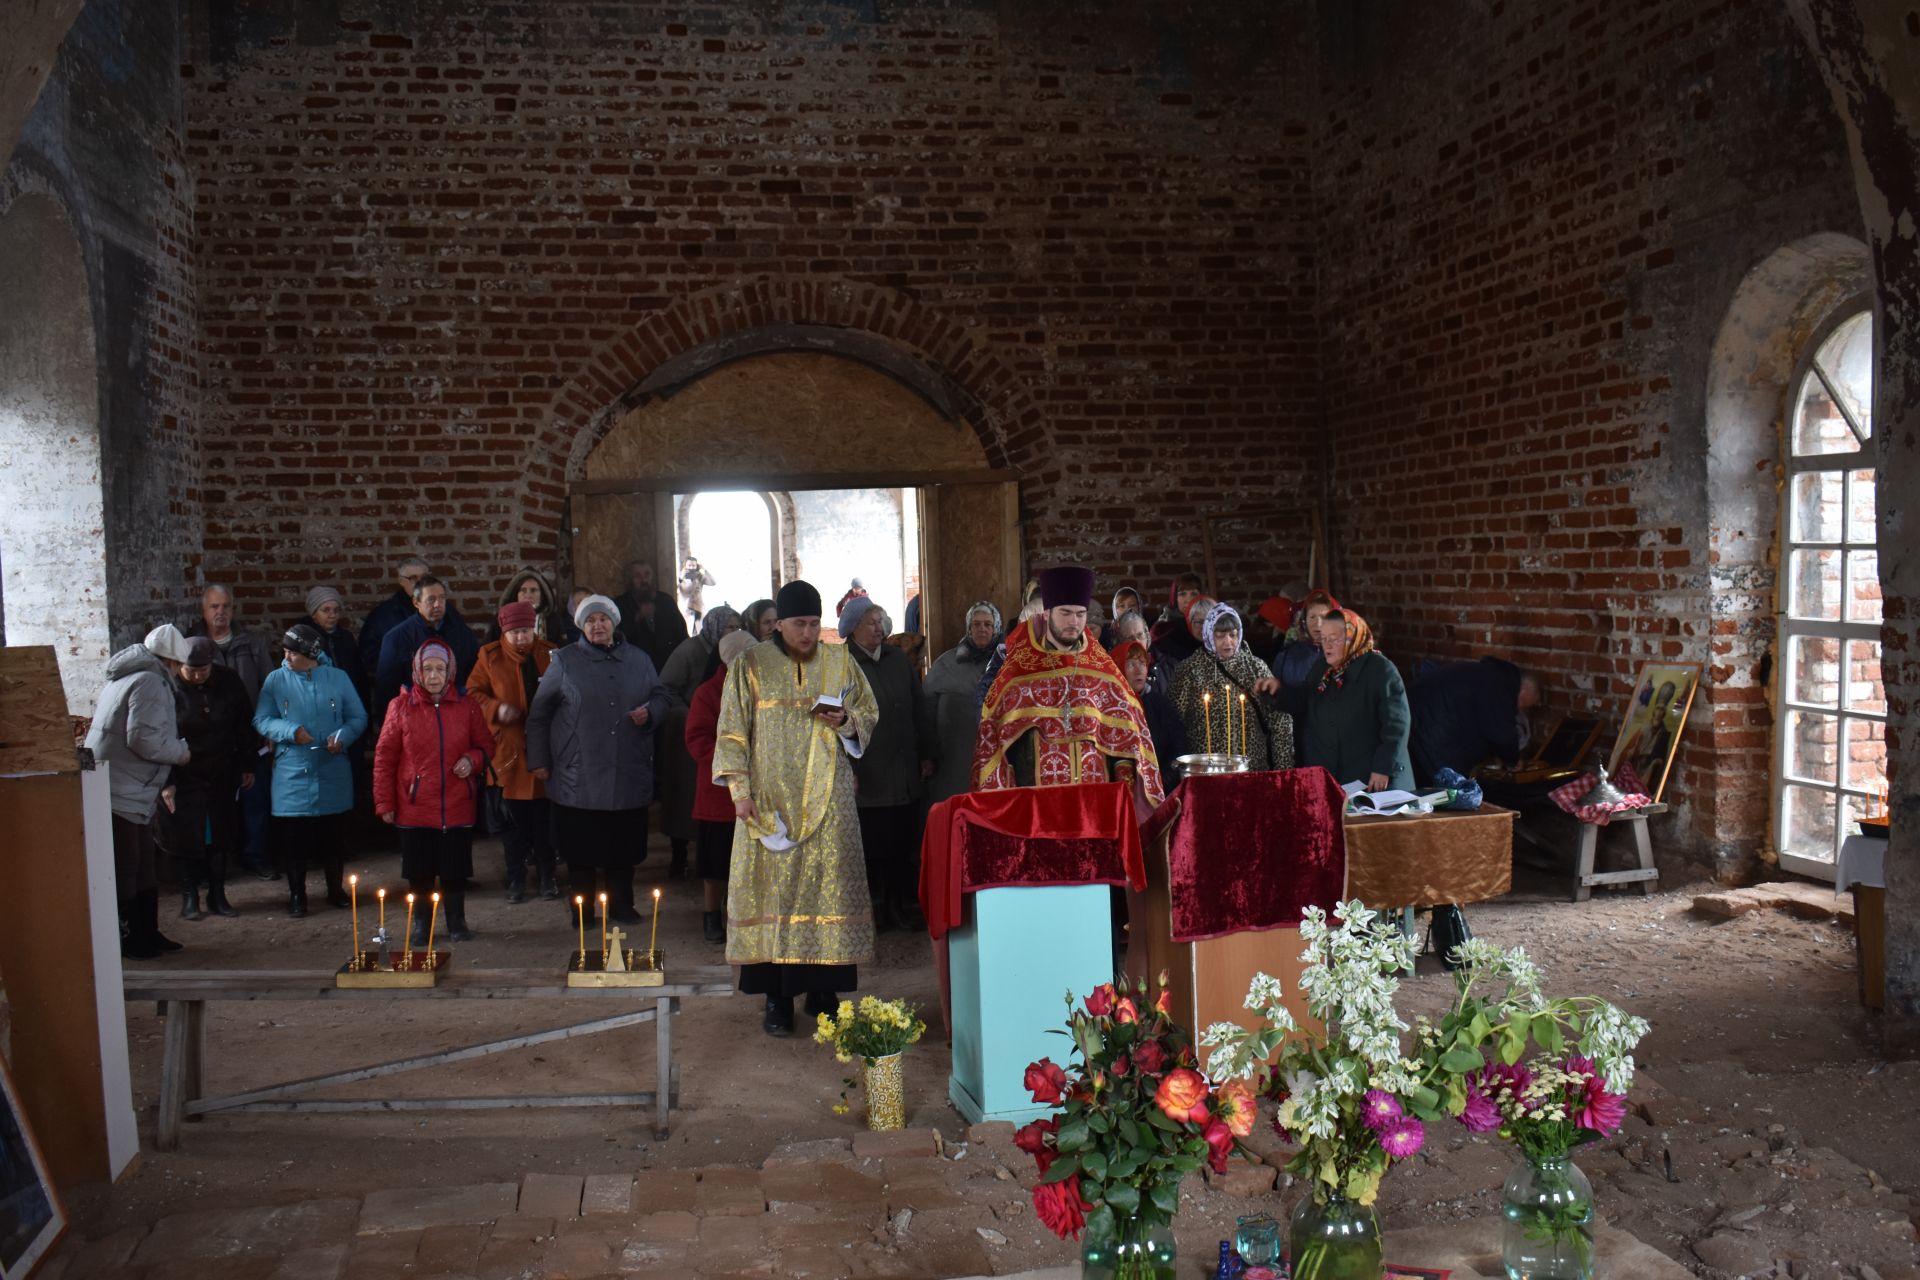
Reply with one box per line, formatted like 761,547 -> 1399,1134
1362,1089 -> 1403,1133
1378,1114 -> 1425,1159
1459,1085 -> 1502,1133
1575,1077 -> 1627,1135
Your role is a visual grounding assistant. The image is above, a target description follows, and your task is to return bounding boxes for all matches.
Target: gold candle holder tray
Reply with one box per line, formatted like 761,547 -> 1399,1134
336,951 -> 452,988
565,949 -> 665,987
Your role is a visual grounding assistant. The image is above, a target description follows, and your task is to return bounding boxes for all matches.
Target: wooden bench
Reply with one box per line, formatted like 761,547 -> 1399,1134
1508,799 -> 1665,901
121,966 -> 736,1150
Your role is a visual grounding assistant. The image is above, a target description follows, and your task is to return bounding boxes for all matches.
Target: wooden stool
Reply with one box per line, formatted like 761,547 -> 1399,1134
1572,803 -> 1665,902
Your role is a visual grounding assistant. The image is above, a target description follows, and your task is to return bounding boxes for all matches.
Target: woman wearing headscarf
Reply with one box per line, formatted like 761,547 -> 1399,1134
1111,638 -> 1188,771
525,594 -> 670,924
374,639 -> 495,943
924,600 -> 1001,806
1169,603 -> 1293,771
468,600 -> 559,902
1300,608 -> 1414,793
685,628 -> 759,943
1149,573 -> 1207,666
1275,588 -> 1340,756
155,634 -> 257,923
741,598 -> 778,643
1099,585 -> 1142,650
974,580 -> 1040,712
488,567 -> 570,643
655,603 -> 741,880
254,624 -> 368,918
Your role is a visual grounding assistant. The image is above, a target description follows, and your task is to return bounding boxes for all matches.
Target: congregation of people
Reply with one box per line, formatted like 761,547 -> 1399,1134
87,552 -> 1540,1034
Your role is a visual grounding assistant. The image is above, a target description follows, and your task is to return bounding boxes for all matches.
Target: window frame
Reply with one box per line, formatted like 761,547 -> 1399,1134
1772,300 -> 1883,881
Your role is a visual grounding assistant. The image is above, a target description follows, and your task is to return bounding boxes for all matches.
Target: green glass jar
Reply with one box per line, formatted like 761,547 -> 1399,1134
1500,1152 -> 1595,1280
1079,1208 -> 1177,1280
1288,1190 -> 1384,1280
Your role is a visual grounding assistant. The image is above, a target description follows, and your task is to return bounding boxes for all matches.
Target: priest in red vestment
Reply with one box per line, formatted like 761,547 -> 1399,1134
973,565 -> 1165,810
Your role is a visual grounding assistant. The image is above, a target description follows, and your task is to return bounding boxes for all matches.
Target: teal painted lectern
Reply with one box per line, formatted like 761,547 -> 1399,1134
947,883 -> 1114,1125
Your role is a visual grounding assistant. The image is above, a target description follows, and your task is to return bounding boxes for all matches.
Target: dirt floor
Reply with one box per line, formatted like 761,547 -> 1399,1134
56,830 -> 1920,1279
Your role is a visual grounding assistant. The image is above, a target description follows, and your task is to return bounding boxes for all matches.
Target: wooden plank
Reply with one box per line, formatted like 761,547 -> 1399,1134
655,994 -> 673,1138
1580,869 -> 1662,886
121,966 -> 737,1003
156,1002 -> 191,1152
0,645 -> 79,774
572,468 -> 1014,496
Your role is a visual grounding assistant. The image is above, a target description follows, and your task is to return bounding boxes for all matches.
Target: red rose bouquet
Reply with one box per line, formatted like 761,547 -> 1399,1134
1019,974 -> 1254,1279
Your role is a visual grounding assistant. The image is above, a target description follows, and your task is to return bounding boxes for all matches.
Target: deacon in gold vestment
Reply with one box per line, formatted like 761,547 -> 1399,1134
713,580 -> 880,1036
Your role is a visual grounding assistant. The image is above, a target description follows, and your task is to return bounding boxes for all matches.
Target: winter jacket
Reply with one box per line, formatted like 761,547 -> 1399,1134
684,664 -> 735,823
361,590 -> 468,688
157,665 -> 256,853
253,654 -> 368,817
612,587 -> 687,670
1300,651 -> 1416,793
375,612 -> 481,709
84,645 -> 192,823
466,635 -> 556,801
924,639 -> 992,806
1406,657 -> 1526,784
524,637 -> 670,812
183,622 -> 276,705
373,684 -> 495,829
847,641 -> 933,809
658,634 -> 713,708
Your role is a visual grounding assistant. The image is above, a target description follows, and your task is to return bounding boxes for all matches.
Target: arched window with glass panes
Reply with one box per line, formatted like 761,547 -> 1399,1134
1775,309 -> 1886,879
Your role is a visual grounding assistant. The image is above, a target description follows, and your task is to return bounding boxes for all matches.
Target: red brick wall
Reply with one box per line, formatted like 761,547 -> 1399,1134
1315,0 -> 1858,870
186,3 -> 1321,630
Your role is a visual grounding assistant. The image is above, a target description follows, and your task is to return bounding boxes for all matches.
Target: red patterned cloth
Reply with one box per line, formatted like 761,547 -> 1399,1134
1548,761 -> 1654,825
1142,768 -> 1349,942
973,616 -> 1165,806
918,782 -> 1147,941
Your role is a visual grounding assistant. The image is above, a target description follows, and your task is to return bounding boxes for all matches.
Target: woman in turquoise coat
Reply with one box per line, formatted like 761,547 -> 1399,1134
254,624 -> 368,917
1299,608 -> 1415,794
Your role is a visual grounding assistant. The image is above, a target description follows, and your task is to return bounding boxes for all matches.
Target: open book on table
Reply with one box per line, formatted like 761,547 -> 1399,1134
1342,780 -> 1453,815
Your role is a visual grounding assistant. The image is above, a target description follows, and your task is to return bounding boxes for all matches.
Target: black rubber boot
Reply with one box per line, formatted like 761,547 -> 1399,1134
206,878 -> 239,917
445,888 -> 474,942
538,861 -> 560,899
288,889 -> 308,918
120,905 -> 161,960
180,887 -> 204,921
506,872 -> 526,905
762,995 -> 795,1037
139,890 -> 183,953
409,908 -> 432,950
702,910 -> 725,944
324,858 -> 350,910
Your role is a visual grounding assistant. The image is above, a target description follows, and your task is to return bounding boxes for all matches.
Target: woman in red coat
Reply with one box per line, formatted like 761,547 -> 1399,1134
684,630 -> 758,944
374,639 -> 495,944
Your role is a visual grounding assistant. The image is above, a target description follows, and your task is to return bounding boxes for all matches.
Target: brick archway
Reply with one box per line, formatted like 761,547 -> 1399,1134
526,277 -> 1045,524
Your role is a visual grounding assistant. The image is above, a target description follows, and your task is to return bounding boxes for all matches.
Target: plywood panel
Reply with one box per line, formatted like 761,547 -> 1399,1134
0,773 -> 112,1186
922,482 -> 1022,657
0,646 -> 78,775
572,491 -> 656,599
586,353 -> 988,483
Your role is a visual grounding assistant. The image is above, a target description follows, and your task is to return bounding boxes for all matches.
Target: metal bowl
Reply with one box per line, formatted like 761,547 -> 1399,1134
1174,752 -> 1251,777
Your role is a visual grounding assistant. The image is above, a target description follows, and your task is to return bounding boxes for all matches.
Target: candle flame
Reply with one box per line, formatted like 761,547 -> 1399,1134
653,888 -> 662,901
575,895 -> 585,905
406,892 -> 415,904
377,888 -> 386,899
349,873 -> 357,886
431,891 -> 441,903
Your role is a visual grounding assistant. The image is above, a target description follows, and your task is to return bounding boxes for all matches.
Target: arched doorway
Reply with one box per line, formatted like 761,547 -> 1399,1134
572,347 -> 1021,655
0,191 -> 108,714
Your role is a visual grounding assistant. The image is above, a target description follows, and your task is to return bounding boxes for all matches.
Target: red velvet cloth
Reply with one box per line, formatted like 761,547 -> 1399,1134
1142,768 -> 1349,942
918,782 -> 1147,941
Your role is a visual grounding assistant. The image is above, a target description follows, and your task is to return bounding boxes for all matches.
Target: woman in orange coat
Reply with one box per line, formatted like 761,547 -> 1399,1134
467,602 -> 559,903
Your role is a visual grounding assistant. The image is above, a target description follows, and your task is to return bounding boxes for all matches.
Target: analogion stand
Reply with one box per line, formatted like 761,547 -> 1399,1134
121,966 -> 736,1148
947,883 -> 1113,1124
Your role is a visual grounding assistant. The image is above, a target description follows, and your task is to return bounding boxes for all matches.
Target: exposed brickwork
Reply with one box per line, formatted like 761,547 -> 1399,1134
185,3 -> 1321,628
1314,0 -> 1859,870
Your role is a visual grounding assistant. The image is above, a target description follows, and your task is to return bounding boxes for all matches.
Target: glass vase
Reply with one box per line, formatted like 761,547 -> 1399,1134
1500,1152 -> 1595,1280
1288,1190 -> 1384,1280
863,1052 -> 905,1131
1079,1208 -> 1177,1280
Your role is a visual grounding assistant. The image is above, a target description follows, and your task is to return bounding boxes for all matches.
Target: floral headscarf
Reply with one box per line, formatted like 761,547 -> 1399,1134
1315,608 -> 1377,694
411,637 -> 458,700
1200,602 -> 1243,657
699,603 -> 739,648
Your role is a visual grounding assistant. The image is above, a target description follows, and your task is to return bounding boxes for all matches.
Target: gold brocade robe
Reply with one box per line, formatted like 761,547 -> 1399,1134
714,639 -> 879,967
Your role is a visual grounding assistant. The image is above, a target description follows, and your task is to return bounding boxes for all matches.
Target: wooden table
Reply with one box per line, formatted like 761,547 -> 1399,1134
121,966 -> 736,1150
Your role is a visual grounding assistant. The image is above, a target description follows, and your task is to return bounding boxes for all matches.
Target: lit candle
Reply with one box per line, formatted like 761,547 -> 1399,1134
1224,684 -> 1234,756
599,892 -> 608,959
377,887 -> 386,936
1203,691 -> 1213,753
404,893 -> 416,968
348,874 -> 360,967
575,895 -> 587,968
1239,693 -> 1248,757
426,892 -> 440,968
648,887 -> 662,964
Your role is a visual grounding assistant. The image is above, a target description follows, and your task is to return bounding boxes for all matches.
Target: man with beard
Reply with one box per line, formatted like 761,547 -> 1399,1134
713,580 -> 879,1037
974,566 -> 1164,809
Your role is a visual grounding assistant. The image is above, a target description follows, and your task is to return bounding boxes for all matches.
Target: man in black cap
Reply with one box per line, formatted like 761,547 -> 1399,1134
712,580 -> 880,1036
974,565 -> 1164,806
